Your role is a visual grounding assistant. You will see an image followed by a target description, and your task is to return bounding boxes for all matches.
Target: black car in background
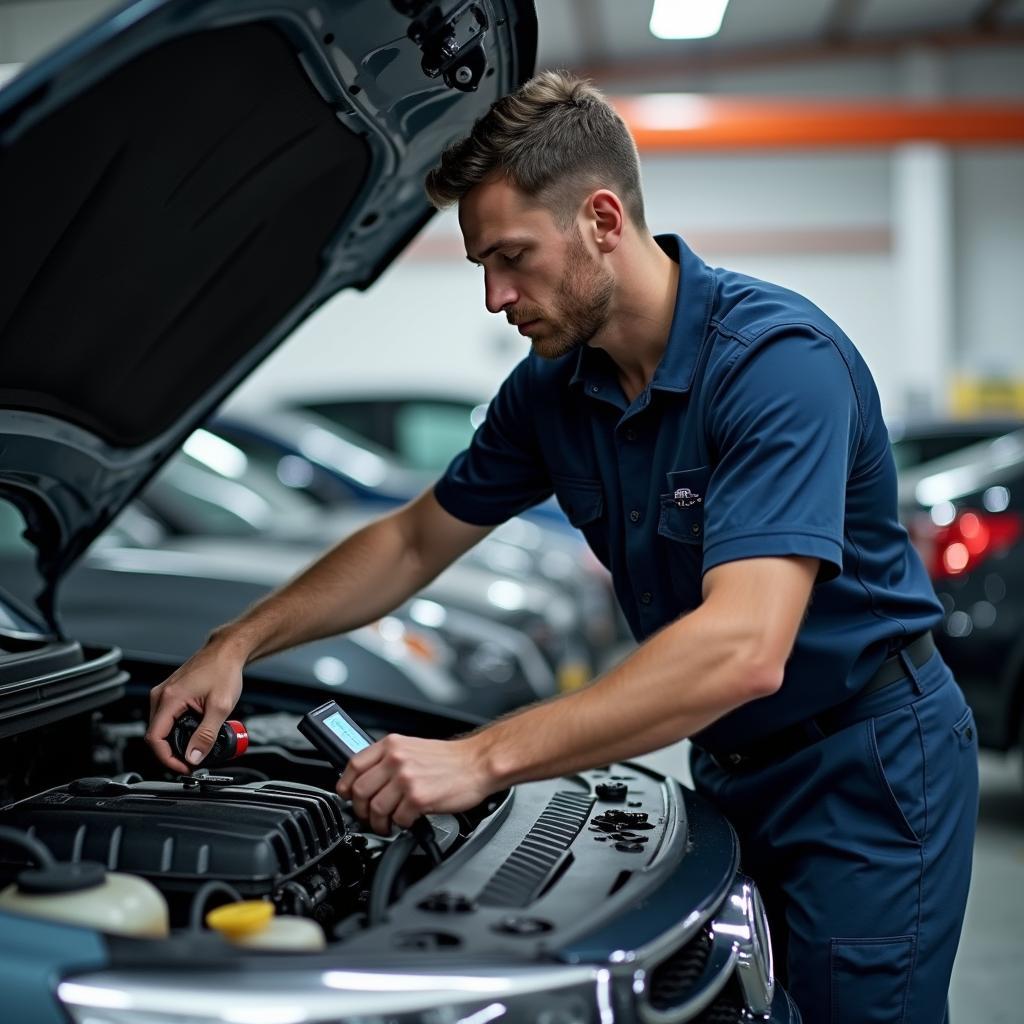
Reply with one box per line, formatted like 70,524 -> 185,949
899,429 -> 1024,758
889,416 -> 1023,472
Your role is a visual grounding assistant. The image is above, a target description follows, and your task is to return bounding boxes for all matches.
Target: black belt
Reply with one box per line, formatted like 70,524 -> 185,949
699,631 -> 935,773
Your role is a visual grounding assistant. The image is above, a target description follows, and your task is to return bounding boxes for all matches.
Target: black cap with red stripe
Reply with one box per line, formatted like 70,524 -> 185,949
170,712 -> 248,769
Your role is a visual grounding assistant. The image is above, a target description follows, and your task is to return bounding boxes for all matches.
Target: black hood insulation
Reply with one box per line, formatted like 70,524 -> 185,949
0,23 -> 369,447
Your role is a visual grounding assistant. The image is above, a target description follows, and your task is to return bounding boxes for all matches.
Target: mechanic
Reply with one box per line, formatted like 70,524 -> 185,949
148,71 -> 978,1022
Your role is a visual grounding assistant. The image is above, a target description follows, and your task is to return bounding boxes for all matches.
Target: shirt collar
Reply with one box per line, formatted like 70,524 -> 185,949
569,233 -> 715,394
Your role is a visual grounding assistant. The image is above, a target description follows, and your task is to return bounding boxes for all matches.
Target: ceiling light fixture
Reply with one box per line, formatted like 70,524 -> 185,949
649,0 -> 730,40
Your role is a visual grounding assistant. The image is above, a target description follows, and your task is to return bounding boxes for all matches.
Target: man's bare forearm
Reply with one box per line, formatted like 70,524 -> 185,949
462,557 -> 821,790
465,602 -> 781,787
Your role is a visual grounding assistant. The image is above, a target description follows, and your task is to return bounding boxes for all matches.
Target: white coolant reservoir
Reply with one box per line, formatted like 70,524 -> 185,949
206,899 -> 326,951
0,860 -> 169,937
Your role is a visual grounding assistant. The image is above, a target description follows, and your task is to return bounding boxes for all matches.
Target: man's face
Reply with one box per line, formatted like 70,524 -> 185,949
460,176 -> 614,360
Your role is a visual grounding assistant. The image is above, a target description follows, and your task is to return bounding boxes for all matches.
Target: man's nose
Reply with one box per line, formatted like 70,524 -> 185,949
484,271 -> 517,315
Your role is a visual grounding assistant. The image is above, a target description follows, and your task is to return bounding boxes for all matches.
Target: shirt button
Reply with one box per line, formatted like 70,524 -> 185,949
640,592 -> 652,605
625,428 -> 637,441
590,385 -> 601,394
690,522 -> 701,535
629,509 -> 641,523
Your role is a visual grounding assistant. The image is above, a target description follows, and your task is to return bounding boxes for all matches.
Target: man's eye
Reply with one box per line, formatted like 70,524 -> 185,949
503,252 -> 523,266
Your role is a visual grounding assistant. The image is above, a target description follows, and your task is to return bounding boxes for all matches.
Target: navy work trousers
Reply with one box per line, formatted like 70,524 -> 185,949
691,652 -> 979,1023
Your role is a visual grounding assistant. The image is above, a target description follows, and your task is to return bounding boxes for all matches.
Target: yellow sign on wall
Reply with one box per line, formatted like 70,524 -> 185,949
950,376 -> 1024,417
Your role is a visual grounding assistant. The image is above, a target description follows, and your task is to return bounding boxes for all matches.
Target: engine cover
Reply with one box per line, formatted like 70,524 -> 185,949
0,776 -> 360,909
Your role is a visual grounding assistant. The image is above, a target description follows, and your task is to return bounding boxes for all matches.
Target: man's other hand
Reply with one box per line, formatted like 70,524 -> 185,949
336,734 -> 493,835
146,644 -> 244,773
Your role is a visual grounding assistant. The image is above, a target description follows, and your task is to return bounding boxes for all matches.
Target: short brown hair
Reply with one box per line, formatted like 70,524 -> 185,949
425,70 -> 647,231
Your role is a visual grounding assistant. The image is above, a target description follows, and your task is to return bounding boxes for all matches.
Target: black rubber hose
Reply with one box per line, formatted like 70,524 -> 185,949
410,818 -> 442,864
0,826 -> 56,869
189,880 -> 245,931
367,830 -> 417,926
279,880 -> 313,916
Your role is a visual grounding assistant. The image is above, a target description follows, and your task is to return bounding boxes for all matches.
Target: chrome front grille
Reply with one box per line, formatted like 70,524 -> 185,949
637,876 -> 775,1023
647,927 -> 713,1011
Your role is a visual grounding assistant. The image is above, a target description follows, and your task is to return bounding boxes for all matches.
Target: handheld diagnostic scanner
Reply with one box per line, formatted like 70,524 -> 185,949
297,700 -> 375,766
297,700 -> 445,861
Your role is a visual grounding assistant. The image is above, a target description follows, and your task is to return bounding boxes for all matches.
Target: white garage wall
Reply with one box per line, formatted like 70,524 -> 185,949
954,150 -> 1024,375
232,152 -> 903,414
227,222 -> 524,411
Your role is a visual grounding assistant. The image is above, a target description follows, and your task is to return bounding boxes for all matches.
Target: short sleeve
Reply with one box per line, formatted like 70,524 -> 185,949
702,330 -> 861,583
433,357 -> 553,526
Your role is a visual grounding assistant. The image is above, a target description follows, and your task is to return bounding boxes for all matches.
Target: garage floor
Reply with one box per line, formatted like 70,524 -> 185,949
635,744 -> 1024,1022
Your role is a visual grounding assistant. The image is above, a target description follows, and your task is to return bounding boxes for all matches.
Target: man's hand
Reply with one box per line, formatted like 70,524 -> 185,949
146,643 -> 245,773
336,734 -> 494,835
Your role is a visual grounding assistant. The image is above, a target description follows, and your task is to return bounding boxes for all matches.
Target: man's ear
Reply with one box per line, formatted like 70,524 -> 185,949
587,189 -> 624,253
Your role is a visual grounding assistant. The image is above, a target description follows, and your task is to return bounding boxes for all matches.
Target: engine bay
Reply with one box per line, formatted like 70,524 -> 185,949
0,668 -> 502,947
3,774 -> 371,931
0,657 -> 698,962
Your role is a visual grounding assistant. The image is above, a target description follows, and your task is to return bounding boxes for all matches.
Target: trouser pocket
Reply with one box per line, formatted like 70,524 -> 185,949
830,935 -> 915,1024
867,705 -> 926,844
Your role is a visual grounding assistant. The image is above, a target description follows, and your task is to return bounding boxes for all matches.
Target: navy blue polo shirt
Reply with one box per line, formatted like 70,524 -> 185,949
434,234 -> 942,749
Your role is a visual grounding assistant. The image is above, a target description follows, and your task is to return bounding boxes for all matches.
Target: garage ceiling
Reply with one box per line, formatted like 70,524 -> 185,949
535,0 -> 1024,78
0,0 -> 1022,78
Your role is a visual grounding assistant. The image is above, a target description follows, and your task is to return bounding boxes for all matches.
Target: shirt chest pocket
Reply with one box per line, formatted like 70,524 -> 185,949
657,466 -> 710,608
552,475 -> 610,567
658,466 -> 709,543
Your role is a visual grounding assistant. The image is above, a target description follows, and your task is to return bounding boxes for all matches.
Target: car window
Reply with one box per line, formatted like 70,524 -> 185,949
304,401 -> 385,449
0,500 -> 47,631
393,402 -> 480,472
0,499 -> 32,556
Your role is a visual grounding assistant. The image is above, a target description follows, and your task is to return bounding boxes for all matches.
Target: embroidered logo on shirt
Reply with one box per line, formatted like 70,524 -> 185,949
673,487 -> 702,508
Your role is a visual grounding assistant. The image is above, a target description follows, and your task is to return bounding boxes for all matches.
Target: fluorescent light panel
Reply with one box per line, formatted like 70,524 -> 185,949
650,0 -> 730,40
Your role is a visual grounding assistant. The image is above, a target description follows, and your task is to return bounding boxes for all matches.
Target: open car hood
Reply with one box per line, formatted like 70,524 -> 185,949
0,0 -> 536,630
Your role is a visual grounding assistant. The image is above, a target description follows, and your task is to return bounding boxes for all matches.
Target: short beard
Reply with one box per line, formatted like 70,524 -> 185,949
531,225 -> 614,361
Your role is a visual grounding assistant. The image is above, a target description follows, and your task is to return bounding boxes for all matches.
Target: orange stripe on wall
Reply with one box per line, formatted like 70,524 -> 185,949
611,96 -> 1024,149
402,227 -> 892,262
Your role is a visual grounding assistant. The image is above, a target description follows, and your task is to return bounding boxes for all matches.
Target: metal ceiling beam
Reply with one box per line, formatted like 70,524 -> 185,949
568,25 -> 1024,85
613,96 -> 1024,149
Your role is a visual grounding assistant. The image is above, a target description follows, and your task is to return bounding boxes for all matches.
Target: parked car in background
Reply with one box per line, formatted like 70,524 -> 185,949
215,406 -> 581,533
889,416 -> 1024,472
204,414 -> 625,657
899,429 -> 1024,760
0,2 -> 795,1021
0,500 -> 550,720
287,388 -> 488,473
135,445 -> 604,691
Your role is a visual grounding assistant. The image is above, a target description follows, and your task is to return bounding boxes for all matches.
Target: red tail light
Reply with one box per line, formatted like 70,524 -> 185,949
912,510 -> 1022,579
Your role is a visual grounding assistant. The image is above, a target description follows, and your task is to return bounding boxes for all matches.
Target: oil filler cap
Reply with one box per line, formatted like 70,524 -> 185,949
595,781 -> 627,802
